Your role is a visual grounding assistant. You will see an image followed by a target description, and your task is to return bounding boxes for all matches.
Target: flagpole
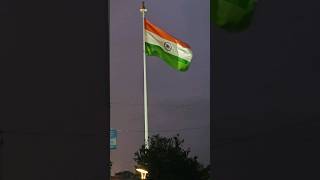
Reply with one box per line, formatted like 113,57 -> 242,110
140,1 -> 149,149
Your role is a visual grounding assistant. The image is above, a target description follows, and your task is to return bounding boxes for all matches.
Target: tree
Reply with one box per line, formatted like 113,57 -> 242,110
134,134 -> 210,180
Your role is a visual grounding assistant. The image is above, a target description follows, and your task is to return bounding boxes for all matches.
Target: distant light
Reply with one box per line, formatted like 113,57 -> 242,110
136,168 -> 148,179
136,168 -> 148,174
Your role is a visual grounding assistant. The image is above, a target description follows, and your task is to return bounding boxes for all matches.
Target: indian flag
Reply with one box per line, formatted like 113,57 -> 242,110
144,19 -> 193,72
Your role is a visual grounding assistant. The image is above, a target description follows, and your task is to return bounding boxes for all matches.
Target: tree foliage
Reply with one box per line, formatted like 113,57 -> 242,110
134,134 -> 210,180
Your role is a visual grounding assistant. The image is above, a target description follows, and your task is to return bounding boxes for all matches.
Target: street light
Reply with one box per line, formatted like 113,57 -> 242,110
136,168 -> 148,180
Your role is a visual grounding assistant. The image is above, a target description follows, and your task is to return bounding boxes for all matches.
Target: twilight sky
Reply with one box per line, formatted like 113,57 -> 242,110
110,0 -> 210,174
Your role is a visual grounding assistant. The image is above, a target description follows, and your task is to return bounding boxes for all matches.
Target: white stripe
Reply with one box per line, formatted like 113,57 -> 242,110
145,30 -> 192,62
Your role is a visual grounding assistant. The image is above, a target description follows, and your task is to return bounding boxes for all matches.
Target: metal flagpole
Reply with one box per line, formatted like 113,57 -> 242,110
140,1 -> 149,149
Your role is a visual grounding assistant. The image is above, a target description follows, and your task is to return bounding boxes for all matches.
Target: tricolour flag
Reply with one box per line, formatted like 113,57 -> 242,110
144,19 -> 193,72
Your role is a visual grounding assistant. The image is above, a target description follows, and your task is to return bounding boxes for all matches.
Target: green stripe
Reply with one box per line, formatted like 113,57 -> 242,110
145,43 -> 190,72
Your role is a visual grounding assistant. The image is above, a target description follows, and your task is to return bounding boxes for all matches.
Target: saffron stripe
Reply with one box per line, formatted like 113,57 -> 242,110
145,19 -> 191,49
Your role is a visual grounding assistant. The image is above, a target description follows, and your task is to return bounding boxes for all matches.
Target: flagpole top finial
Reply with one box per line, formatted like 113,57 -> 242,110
140,1 -> 147,12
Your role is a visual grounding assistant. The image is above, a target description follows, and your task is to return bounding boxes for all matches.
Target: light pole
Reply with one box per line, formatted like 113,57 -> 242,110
136,168 -> 148,180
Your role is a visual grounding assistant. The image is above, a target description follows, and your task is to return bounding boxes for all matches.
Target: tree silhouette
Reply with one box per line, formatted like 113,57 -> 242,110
134,134 -> 210,180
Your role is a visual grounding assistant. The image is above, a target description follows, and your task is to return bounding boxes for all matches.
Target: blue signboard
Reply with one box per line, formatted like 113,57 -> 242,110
110,128 -> 117,150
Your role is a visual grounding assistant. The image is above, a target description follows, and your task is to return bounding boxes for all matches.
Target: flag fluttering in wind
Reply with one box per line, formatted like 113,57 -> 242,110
144,19 -> 193,72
